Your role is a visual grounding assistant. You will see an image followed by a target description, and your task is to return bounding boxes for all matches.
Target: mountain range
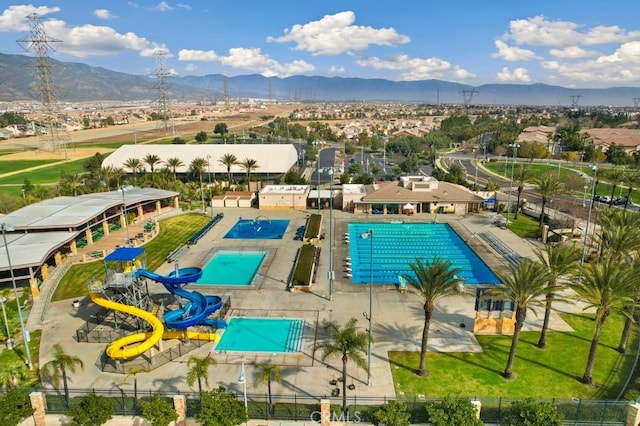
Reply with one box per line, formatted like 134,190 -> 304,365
1,52 -> 640,107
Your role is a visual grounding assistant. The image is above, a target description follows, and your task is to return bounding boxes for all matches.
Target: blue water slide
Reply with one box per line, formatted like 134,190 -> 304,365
136,268 -> 227,329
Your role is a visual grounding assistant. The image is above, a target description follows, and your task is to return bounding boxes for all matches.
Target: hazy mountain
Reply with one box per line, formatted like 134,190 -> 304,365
1,52 -> 640,106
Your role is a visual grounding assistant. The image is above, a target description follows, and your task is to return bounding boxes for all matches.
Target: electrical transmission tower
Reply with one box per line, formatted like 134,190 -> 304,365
223,73 -> 230,107
17,13 -> 69,159
151,50 -> 174,135
633,98 -> 640,108
570,94 -> 582,109
459,89 -> 479,113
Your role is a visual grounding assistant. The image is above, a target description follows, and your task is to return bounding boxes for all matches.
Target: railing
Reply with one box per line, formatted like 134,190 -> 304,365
39,262 -> 72,323
478,231 -> 522,266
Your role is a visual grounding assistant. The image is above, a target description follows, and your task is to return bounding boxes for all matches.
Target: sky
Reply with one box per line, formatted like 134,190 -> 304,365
1,1 -> 639,89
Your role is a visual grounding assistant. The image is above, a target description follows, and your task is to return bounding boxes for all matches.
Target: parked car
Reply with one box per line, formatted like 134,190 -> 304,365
613,197 -> 628,206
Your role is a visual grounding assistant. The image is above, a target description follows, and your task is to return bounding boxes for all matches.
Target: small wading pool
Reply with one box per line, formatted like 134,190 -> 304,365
224,218 -> 290,240
196,251 -> 266,286
216,317 -> 304,352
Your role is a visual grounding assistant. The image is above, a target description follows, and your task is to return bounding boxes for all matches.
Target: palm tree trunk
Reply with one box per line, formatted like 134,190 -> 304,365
515,189 -> 522,219
609,185 -> 616,207
267,379 -> 273,414
624,187 -> 633,211
418,308 -> 433,376
341,354 -> 348,417
504,309 -> 525,379
617,309 -> 634,353
582,318 -> 605,385
198,377 -> 202,396
62,368 -> 70,409
539,199 -> 547,228
537,293 -> 553,348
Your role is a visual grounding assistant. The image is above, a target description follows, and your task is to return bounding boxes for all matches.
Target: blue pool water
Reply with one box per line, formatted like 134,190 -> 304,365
196,251 -> 266,286
347,223 -> 500,285
216,317 -> 304,352
224,219 -> 290,239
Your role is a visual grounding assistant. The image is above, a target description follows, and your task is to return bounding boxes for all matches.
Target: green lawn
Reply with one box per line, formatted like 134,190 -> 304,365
504,213 -> 540,239
0,158 -> 87,185
0,159 -> 60,174
389,312 -> 635,400
52,213 -> 210,301
0,329 -> 41,386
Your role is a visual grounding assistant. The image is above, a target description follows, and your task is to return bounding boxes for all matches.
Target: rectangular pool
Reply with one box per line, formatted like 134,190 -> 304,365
224,218 -> 290,239
196,251 -> 266,286
216,317 -> 304,352
347,222 -> 500,285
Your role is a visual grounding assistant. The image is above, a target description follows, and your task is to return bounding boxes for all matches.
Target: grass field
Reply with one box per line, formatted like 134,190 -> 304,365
389,312 -> 635,400
0,158 -> 86,185
0,159 -> 59,174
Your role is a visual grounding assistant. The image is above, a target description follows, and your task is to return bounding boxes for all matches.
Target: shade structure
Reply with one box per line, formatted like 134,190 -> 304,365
403,203 -> 415,210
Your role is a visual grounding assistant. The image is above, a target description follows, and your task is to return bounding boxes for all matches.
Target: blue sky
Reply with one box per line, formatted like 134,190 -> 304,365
1,1 -> 639,88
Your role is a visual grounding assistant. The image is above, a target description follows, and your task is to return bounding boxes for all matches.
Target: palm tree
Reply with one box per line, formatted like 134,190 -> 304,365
186,355 -> 217,395
570,261 -> 638,384
123,157 -> 143,180
218,153 -> 239,185
622,172 -> 640,210
532,173 -> 563,229
602,167 -> 627,207
597,209 -> 640,263
255,363 -> 282,414
189,157 -> 208,211
60,172 -> 84,197
490,259 -> 551,379
316,318 -> 369,417
513,164 -> 533,219
535,243 -> 581,349
240,158 -> 259,184
164,157 -> 185,181
41,343 -> 84,408
402,257 -> 463,377
143,153 -> 162,173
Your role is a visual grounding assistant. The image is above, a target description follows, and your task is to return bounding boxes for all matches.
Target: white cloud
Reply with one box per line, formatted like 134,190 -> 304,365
329,65 -> 345,74
268,11 -> 409,56
176,3 -> 192,10
93,9 -> 113,20
549,46 -> 599,59
184,63 -> 197,72
0,5 -> 60,32
356,54 -> 474,81
496,67 -> 532,83
178,49 -> 218,62
492,40 -> 540,61
155,2 -> 174,12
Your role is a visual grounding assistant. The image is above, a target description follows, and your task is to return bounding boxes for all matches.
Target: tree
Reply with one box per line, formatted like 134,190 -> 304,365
502,398 -> 562,426
0,388 -> 33,425
316,318 -> 369,417
143,153 -> 162,173
40,343 -> 84,409
196,387 -> 247,426
512,165 -> 533,219
240,158 -> 259,183
68,392 -> 114,426
195,131 -> 208,143
569,261 -> 638,384
140,394 -> 178,426
602,168 -> 627,207
402,257 -> 463,376
214,122 -> 228,135
218,153 -> 239,184
535,243 -> 581,349
426,396 -> 483,426
490,259 -> 551,379
123,157 -> 143,180
164,157 -> 185,181
255,363 -> 281,414
189,157 -> 208,211
187,355 -> 217,395
532,173 -> 563,229
372,400 -> 411,426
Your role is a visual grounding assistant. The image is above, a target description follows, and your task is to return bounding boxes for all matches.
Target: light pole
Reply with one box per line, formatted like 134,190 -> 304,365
317,165 -> 322,213
505,143 -> 520,225
0,296 -> 13,349
1,223 -> 33,369
580,164 -> 598,265
328,168 -> 334,301
238,362 -> 248,426
361,229 -> 373,385
582,183 -> 589,208
206,155 -> 212,216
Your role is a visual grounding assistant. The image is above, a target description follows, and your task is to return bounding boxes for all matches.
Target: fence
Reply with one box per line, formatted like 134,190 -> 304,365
23,387 -> 631,425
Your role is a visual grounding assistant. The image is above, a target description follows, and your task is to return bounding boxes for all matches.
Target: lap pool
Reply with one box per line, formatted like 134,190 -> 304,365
196,250 -> 266,286
347,222 -> 500,285
216,317 -> 304,352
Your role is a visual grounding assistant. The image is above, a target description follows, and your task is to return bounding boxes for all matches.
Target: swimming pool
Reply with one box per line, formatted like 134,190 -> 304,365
216,317 -> 304,352
196,251 -> 266,286
347,223 -> 500,285
224,218 -> 290,239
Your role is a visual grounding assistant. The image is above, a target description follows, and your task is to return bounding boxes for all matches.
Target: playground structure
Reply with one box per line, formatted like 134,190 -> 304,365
80,247 -> 228,373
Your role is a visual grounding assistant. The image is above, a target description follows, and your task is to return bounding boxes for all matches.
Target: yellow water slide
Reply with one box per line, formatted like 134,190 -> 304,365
89,292 -> 219,360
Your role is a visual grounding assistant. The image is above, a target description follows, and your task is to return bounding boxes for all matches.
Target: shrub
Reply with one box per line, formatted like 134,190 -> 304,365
0,388 -> 33,425
426,396 -> 483,426
502,398 -> 562,426
140,394 -> 178,426
68,393 -> 114,426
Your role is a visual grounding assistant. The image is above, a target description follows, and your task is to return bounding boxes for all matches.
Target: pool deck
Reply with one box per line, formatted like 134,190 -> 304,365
32,207 -> 589,403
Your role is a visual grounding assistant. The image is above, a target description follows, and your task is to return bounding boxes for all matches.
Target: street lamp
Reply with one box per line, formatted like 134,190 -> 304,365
1,223 -> 33,369
328,168 -> 335,301
361,229 -> 373,385
582,182 -> 589,208
206,155 -> 213,217
238,362 -> 248,426
0,296 -> 14,349
505,143 -> 520,225
580,164 -> 598,265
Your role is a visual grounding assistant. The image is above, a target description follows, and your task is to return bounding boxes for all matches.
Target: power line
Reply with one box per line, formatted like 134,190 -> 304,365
150,50 -> 174,135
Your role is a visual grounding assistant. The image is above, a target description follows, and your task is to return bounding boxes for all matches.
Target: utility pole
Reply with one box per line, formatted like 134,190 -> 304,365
151,50 -> 174,135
